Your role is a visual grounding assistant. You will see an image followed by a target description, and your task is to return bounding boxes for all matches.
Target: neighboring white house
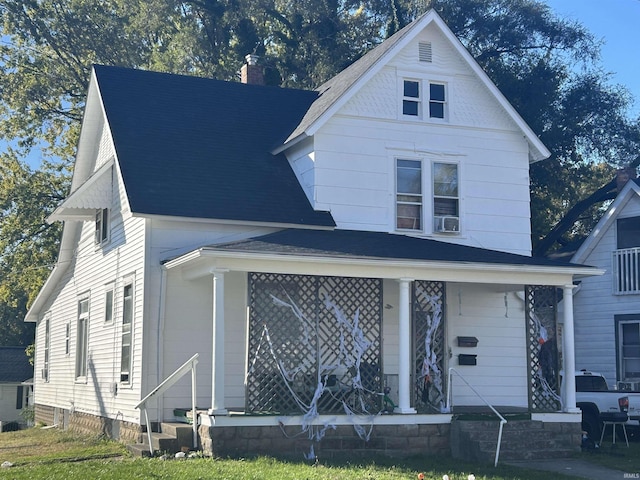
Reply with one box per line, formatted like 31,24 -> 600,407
0,347 -> 32,429
572,176 -> 640,390
26,10 -> 601,459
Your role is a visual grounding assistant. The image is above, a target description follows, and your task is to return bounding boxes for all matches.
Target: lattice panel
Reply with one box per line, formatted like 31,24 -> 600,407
246,273 -> 382,414
413,280 -> 446,413
525,285 -> 561,412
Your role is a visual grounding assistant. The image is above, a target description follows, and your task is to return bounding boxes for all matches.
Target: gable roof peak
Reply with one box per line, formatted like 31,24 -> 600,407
278,9 -> 549,162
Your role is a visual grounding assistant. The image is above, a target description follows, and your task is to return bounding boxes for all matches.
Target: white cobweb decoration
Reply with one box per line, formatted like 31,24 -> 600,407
246,289 -> 379,458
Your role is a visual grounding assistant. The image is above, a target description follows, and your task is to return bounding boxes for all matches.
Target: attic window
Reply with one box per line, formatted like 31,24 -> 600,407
419,42 -> 432,62
403,80 -> 421,116
95,208 -> 110,245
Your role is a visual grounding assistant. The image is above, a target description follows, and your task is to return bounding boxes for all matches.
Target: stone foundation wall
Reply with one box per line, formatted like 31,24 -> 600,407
451,419 -> 581,463
199,423 -> 451,459
34,404 -> 55,426
33,403 -> 142,444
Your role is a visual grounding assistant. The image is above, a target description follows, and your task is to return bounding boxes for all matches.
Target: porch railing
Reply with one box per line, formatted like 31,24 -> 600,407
134,353 -> 199,455
613,248 -> 640,295
446,367 -> 507,467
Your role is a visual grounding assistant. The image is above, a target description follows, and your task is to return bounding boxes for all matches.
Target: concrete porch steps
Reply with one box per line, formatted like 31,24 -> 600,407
451,418 -> 581,464
126,422 -> 195,457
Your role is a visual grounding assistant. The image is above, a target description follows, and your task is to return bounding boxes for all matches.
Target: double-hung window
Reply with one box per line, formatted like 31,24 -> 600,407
433,162 -> 459,233
65,323 -> 70,356
403,80 -> 421,117
43,317 -> 50,382
76,297 -> 89,380
104,283 -> 115,323
396,159 -> 423,230
429,83 -> 446,119
617,315 -> 640,380
120,283 -> 133,383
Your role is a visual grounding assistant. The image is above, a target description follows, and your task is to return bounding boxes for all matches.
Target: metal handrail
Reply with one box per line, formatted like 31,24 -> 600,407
446,367 -> 507,467
135,353 -> 199,455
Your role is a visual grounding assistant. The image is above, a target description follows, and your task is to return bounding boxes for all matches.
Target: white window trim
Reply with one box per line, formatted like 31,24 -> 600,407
432,161 -> 460,234
75,294 -> 90,382
104,282 -> 115,323
397,72 -> 450,122
391,154 -> 462,235
428,82 -> 447,121
119,277 -> 135,385
616,316 -> 640,381
395,157 -> 424,232
401,78 -> 422,119
64,322 -> 70,356
43,315 -> 51,383
95,208 -> 110,246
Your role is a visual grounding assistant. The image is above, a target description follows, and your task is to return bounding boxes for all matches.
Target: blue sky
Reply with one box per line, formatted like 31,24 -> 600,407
545,0 -> 640,117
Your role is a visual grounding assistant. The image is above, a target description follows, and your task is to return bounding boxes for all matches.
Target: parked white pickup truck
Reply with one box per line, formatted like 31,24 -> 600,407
575,370 -> 640,439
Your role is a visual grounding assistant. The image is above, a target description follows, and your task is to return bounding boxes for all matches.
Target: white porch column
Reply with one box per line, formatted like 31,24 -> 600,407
208,269 -> 228,415
562,284 -> 579,413
395,278 -> 416,414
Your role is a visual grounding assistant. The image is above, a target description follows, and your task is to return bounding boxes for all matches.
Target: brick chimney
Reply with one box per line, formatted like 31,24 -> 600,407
241,54 -> 264,85
616,166 -> 637,192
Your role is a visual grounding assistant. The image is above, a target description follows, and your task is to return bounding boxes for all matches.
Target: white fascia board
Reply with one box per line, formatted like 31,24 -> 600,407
165,248 -> 602,286
24,222 -> 79,322
132,212 -> 335,230
69,68 -> 103,193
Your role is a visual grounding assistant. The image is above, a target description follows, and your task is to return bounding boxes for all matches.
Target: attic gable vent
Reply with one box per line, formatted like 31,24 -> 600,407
419,42 -> 432,62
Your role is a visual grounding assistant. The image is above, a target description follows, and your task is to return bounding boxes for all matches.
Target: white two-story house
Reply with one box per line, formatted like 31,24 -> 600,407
572,176 -> 640,389
26,10 -> 600,460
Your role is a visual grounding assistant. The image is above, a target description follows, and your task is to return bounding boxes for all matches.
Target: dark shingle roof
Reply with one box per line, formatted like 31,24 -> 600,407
206,229 -> 586,268
93,65 -> 335,227
286,18 -> 419,143
0,347 -> 32,383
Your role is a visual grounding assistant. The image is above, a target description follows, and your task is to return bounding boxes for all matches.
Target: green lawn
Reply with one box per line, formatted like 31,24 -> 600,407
0,427 -> 637,480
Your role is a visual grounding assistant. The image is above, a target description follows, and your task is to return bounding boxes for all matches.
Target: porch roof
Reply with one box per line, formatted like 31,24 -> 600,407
204,229 -> 589,267
165,229 -> 603,284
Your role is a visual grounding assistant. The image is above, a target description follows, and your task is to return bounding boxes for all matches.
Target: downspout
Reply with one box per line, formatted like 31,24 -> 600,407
157,265 -> 168,421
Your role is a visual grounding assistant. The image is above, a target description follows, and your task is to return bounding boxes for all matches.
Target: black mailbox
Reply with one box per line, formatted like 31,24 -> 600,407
458,354 -> 477,366
457,336 -> 479,347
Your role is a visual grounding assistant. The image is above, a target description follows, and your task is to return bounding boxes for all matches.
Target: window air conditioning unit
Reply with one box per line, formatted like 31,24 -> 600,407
434,215 -> 459,233
618,381 -> 640,391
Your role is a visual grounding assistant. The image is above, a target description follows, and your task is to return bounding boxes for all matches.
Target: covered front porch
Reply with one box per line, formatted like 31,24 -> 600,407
153,229 -> 598,459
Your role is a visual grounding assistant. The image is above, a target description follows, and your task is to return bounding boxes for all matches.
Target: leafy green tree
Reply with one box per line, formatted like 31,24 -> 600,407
0,151 -> 64,345
0,0 -> 395,346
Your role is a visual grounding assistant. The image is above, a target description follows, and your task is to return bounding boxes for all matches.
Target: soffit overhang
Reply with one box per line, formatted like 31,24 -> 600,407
47,159 -> 114,223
